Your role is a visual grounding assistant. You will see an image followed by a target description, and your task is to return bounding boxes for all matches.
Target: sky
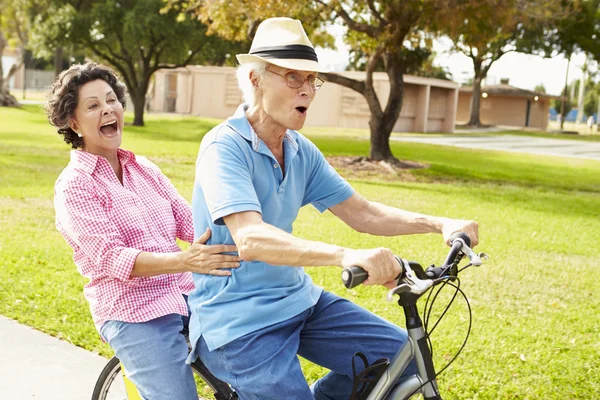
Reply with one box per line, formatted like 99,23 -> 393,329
315,32 -> 591,97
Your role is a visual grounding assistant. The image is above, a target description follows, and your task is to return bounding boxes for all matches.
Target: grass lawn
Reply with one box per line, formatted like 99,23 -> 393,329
1,105 -> 599,399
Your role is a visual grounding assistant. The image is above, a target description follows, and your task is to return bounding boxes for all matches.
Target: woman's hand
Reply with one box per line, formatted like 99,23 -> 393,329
182,228 -> 240,276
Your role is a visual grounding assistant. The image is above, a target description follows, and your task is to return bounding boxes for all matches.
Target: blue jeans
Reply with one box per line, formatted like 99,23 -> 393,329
196,291 -> 416,400
100,311 -> 197,400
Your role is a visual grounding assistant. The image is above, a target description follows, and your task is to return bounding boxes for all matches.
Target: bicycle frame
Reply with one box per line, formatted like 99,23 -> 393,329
364,293 -> 441,400
121,364 -> 144,399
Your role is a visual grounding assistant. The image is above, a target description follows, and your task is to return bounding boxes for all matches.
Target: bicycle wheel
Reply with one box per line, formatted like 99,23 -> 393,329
91,356 -> 236,400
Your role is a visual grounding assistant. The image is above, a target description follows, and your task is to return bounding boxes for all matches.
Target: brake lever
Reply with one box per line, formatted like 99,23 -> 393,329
454,238 -> 488,266
386,258 -> 433,302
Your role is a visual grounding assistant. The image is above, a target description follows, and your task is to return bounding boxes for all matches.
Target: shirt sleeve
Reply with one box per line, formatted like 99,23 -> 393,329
55,177 -> 142,282
139,157 -> 194,243
302,139 -> 355,212
197,140 -> 262,226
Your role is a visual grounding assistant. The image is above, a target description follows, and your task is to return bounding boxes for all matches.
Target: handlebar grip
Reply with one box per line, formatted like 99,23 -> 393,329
342,266 -> 368,289
449,231 -> 471,247
441,232 -> 470,268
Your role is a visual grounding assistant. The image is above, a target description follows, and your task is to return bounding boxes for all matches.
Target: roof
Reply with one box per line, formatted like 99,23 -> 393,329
460,83 -> 560,99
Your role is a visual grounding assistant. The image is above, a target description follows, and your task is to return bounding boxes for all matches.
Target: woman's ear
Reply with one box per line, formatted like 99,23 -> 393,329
69,118 -> 80,134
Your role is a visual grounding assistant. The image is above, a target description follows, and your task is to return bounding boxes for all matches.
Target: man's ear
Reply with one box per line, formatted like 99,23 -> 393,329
249,70 -> 260,89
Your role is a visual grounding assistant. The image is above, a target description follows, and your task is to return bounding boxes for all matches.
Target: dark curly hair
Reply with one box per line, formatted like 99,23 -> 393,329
45,62 -> 127,149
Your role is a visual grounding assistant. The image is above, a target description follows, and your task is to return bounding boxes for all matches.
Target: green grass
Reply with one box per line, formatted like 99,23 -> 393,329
1,105 -> 599,399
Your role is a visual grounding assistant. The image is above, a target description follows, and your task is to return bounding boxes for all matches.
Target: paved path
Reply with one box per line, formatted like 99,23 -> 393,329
0,315 -> 108,399
391,134 -> 600,161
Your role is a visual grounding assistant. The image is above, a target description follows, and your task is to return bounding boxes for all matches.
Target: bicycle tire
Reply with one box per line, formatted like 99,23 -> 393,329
91,356 -> 236,400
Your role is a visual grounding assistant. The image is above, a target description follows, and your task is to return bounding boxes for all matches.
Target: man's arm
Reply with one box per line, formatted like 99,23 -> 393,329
329,193 -> 479,246
223,211 -> 400,286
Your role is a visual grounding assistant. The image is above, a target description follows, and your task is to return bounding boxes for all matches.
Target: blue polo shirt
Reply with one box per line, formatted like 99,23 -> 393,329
187,104 -> 355,352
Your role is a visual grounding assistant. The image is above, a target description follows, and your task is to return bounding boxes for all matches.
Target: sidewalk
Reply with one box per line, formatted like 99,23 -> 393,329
391,134 -> 600,161
0,315 -> 108,399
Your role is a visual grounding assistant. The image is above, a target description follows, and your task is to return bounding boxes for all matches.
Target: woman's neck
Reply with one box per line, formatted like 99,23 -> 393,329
83,148 -> 123,183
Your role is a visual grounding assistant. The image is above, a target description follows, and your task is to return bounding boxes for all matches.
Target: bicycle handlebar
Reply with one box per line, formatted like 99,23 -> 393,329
341,232 -> 477,290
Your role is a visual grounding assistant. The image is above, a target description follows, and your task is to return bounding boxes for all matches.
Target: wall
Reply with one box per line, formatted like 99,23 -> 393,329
457,92 -> 550,129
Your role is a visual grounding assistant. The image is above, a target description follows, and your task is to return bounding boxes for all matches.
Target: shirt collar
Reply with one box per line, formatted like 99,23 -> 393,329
227,104 -> 299,152
69,148 -> 136,174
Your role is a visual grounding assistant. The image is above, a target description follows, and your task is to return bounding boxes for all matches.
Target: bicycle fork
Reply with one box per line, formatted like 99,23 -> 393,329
365,304 -> 442,400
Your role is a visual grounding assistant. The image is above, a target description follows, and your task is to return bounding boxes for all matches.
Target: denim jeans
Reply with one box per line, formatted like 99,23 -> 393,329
100,311 -> 197,400
196,290 -> 416,400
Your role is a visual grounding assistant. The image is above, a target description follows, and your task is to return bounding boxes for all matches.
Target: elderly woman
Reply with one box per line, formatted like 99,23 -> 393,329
48,62 -> 240,400
188,18 -> 479,400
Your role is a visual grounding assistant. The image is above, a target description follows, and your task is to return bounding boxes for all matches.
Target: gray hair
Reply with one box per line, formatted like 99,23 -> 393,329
236,61 -> 267,107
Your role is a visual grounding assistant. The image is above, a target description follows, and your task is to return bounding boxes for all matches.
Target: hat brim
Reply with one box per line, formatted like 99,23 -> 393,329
236,54 -> 330,73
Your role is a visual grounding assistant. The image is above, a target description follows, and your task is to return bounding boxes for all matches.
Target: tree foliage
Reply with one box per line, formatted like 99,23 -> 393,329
545,0 -> 600,61
30,0 -> 246,125
167,0 -> 449,163
534,83 -> 547,93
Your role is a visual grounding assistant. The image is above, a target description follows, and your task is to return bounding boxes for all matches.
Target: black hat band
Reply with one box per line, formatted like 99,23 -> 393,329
249,45 -> 318,62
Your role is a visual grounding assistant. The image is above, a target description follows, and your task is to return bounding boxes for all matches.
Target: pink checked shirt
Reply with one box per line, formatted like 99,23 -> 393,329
54,149 -> 195,332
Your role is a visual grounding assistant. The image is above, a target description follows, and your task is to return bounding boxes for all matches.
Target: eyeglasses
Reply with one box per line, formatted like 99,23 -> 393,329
266,68 -> 324,91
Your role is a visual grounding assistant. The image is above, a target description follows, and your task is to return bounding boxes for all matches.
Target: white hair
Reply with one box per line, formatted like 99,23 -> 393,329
236,61 -> 267,107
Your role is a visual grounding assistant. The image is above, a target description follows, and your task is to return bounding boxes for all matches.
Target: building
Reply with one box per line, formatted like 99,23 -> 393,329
149,66 -> 460,133
457,79 -> 556,129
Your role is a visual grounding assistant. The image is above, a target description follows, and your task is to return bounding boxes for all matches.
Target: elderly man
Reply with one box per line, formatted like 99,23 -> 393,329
187,17 -> 479,400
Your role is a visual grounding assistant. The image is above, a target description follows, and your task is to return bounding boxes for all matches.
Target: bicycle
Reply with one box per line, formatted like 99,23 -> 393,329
91,329 -> 237,400
341,232 -> 488,400
92,232 -> 484,400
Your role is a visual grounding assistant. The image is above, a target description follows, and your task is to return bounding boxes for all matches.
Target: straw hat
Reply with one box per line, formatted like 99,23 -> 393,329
236,17 -> 327,73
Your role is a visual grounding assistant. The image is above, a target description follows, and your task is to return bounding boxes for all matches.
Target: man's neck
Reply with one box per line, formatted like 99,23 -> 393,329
246,106 -> 286,152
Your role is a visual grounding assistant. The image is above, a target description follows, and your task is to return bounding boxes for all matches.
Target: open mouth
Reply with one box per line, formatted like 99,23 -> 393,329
295,106 -> 308,115
99,120 -> 118,136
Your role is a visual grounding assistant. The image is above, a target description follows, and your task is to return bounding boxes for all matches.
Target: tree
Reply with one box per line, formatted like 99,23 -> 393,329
534,83 -> 546,93
347,46 -> 452,81
0,0 -> 37,106
549,0 -> 600,61
440,0 -> 565,127
30,0 -> 246,126
531,0 -> 600,128
168,0 -> 449,164
584,83 -> 599,117
0,29 -> 20,106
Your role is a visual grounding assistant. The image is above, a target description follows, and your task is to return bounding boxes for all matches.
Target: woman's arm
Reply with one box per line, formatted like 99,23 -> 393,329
131,228 -> 239,277
55,178 -> 238,280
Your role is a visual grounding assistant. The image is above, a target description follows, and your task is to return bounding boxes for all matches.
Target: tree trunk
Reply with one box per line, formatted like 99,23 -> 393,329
369,57 -> 404,162
322,54 -> 406,164
468,75 -> 483,127
54,47 -> 64,77
0,30 -> 19,107
132,91 -> 146,126
368,117 -> 394,160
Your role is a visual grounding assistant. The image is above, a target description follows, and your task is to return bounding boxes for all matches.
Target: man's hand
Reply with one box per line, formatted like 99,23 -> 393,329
441,219 -> 479,247
341,248 -> 401,288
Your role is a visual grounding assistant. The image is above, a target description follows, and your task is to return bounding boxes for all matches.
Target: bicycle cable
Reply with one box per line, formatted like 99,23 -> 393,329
403,265 -> 474,399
